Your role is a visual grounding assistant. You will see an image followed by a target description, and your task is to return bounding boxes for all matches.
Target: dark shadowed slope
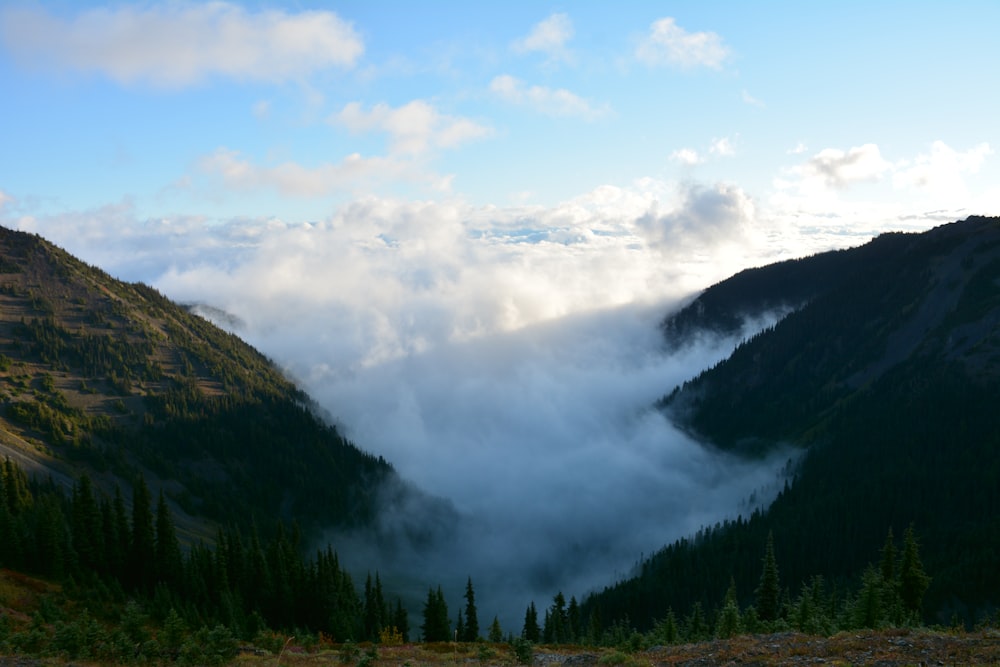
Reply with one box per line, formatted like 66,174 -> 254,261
583,216 -> 1000,630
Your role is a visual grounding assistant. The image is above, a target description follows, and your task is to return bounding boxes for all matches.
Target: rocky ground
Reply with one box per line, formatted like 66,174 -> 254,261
2,628 -> 998,666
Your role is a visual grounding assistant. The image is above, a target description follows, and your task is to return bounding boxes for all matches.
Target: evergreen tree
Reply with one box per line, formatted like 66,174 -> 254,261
685,602 -> 707,642
655,608 -> 679,644
898,525 -> 930,618
755,531 -> 781,622
488,616 -> 503,642
716,578 -> 742,638
545,592 -> 567,644
421,586 -> 450,642
393,598 -> 410,642
128,475 -> 155,593
154,491 -> 182,590
879,527 -> 897,583
522,602 -> 540,642
567,596 -> 580,644
852,565 -> 885,628
112,485 -> 131,583
463,577 -> 479,641
363,573 -> 382,641
70,474 -> 102,572
455,609 -> 465,642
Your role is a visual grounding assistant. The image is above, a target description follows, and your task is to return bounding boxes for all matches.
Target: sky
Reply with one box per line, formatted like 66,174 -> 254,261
1,0 -> 999,626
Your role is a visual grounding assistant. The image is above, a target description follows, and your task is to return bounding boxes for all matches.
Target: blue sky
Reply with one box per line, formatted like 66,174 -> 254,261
2,1 -> 999,615
3,2 -> 997,229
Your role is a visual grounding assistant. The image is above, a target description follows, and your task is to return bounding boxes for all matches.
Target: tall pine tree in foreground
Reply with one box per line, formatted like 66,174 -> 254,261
899,524 -> 930,619
421,586 -> 450,641
756,531 -> 781,623
463,577 -> 480,641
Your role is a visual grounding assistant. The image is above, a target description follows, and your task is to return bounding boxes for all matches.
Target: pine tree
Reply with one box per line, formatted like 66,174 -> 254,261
898,524 -> 930,619
112,485 -> 131,584
393,598 -> 410,642
463,577 -> 479,641
655,608 -> 679,644
364,573 -> 382,641
154,491 -> 183,590
128,475 -> 155,593
455,609 -> 465,642
853,565 -> 885,628
685,601 -> 707,642
421,586 -> 450,642
716,578 -> 742,638
756,531 -> 781,623
879,527 -> 897,583
547,592 -> 567,644
488,616 -> 503,642
567,596 -> 580,644
522,602 -> 540,642
71,474 -> 102,572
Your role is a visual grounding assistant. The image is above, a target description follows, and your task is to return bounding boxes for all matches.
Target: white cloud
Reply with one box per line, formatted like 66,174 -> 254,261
893,141 -> 992,195
710,136 -> 736,156
0,191 -> 11,210
801,143 -> 892,190
636,182 -> 757,254
768,141 -> 1000,245
331,101 -> 492,155
13,170 -> 974,623
197,148 -> 449,197
787,142 -> 808,155
671,148 -> 703,165
512,13 -> 574,62
635,17 -> 730,69
489,74 -> 606,119
0,2 -> 363,87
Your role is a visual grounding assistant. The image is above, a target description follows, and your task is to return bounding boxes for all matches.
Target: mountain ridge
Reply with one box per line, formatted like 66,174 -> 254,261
581,216 -> 1000,630
0,224 -> 419,540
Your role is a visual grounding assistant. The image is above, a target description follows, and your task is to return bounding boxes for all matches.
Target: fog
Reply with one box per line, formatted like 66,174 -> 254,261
7,187 -> 823,629
312,303 -> 795,629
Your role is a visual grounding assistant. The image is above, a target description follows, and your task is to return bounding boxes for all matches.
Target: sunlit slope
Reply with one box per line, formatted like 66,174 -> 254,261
0,225 -> 394,537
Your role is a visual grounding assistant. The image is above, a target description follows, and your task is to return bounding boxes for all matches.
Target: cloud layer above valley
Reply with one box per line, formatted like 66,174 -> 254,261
3,1 -> 999,627
2,177 -> 912,624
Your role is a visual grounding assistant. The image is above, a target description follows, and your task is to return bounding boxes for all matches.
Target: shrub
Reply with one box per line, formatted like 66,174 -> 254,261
511,637 -> 534,665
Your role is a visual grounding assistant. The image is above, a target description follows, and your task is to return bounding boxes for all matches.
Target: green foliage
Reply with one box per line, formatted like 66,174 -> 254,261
755,532 -> 780,622
0,226 -> 400,545
899,524 -> 931,617
464,576 -> 480,641
510,636 -> 534,664
179,624 -> 238,666
488,615 -> 503,642
421,585 -> 450,642
715,580 -> 742,638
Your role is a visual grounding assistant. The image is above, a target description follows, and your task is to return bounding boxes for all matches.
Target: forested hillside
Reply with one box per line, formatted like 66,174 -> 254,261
0,225 -> 409,539
582,216 -> 1000,633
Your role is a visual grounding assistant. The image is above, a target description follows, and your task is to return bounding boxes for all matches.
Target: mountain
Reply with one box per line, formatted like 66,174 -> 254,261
582,216 -> 1000,629
0,225 -> 416,540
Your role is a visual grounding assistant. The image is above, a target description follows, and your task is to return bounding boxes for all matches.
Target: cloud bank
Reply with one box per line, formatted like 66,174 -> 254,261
5,166 -> 976,626
0,2 -> 362,87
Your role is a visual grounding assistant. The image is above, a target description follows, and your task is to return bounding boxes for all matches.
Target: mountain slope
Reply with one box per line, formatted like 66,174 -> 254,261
582,216 -> 1000,629
0,225 -> 404,538
663,215 -> 1000,452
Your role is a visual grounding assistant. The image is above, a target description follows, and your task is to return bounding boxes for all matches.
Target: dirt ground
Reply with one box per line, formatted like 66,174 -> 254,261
2,628 -> 998,666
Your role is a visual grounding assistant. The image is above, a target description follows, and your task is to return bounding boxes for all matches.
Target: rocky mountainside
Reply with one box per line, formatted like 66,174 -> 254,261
583,216 -> 1000,629
0,225 -> 402,539
662,215 -> 1000,452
